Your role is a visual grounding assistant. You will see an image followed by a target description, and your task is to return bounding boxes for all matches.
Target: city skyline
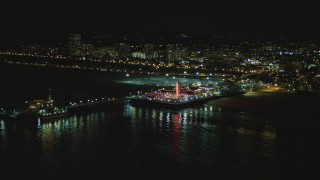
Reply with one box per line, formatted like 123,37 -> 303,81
1,2 -> 320,179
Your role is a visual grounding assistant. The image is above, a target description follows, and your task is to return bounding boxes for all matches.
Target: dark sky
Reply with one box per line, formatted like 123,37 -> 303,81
0,0 -> 319,39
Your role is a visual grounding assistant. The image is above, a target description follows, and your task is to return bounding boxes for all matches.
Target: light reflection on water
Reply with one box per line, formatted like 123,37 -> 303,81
1,64 -> 319,179
0,97 -> 318,179
122,102 -> 278,179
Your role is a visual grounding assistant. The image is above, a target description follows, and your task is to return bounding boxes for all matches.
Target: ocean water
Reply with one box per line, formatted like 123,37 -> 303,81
0,64 -> 319,179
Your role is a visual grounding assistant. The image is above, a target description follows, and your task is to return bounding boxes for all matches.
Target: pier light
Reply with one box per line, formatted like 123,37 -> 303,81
196,72 -> 199,75
126,74 -> 130,77
88,100 -> 90,102
166,73 -> 169,76
95,99 -> 97,101
102,98 -> 104,100
80,101 -> 82,103
210,73 -> 212,76
184,71 -> 187,74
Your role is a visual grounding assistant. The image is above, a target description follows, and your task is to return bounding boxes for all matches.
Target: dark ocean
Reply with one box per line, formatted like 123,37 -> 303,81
0,64 -> 319,179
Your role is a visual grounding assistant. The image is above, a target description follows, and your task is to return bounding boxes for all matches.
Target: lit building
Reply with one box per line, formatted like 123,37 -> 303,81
68,33 -> 82,56
132,51 -> 159,59
69,34 -> 81,47
114,43 -> 130,58
167,45 -> 188,63
144,44 -> 154,52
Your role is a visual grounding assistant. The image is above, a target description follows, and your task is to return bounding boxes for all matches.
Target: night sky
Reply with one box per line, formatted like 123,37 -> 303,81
0,0 -> 319,39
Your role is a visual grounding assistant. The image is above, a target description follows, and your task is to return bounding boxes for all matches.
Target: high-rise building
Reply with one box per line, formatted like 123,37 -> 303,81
115,43 -> 130,58
68,34 -> 81,56
144,44 -> 154,52
167,44 -> 188,63
69,34 -> 81,47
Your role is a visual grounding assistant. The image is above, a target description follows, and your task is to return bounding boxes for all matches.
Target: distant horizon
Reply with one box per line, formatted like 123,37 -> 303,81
1,28 -> 320,46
